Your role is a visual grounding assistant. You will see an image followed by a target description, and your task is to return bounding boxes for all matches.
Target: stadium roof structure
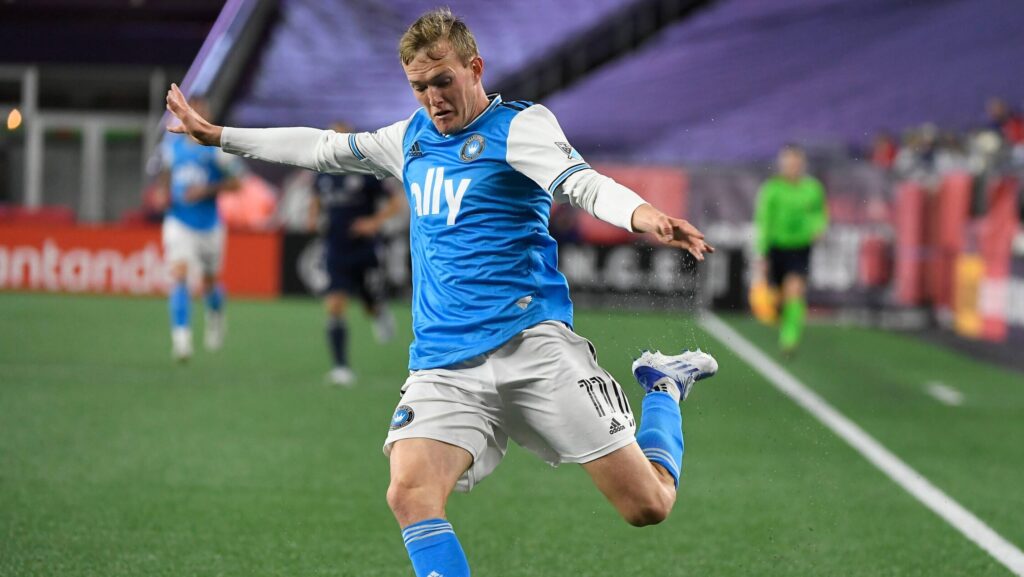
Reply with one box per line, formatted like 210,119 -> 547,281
227,0 -> 637,130
546,0 -> 1024,162
0,0 -> 226,66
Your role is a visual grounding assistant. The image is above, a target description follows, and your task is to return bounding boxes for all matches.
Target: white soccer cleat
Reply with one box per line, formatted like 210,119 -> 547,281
172,327 -> 193,363
204,311 -> 226,351
372,308 -> 396,344
631,349 -> 718,401
328,366 -> 356,387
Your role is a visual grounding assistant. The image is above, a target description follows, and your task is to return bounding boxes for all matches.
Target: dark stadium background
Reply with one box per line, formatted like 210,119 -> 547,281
2,1 -> 1023,576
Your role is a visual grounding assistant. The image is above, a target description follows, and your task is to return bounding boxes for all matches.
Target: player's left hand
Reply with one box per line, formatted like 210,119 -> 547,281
165,83 -> 222,146
631,203 -> 715,261
350,217 -> 380,237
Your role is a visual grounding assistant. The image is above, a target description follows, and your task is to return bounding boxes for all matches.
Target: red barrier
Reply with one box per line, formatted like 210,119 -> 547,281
0,205 -> 77,227
859,233 -> 891,287
0,224 -> 280,298
894,182 -> 926,305
979,177 -> 1020,341
926,173 -> 972,310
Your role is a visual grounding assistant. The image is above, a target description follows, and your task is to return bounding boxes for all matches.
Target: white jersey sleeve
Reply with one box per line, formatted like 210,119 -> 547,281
506,105 -> 646,232
506,104 -> 591,194
220,116 -> 410,181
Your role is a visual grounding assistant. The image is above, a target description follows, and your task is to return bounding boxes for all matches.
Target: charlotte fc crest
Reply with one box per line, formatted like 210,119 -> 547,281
460,134 -> 486,162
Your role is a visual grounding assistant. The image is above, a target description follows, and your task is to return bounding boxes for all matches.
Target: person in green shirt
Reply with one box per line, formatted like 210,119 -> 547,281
753,144 -> 829,354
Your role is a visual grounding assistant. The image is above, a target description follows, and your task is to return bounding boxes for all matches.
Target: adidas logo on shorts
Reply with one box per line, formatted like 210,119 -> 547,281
609,418 -> 626,435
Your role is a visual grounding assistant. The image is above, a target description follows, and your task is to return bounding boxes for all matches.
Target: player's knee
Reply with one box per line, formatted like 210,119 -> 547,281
623,489 -> 674,527
324,296 -> 345,317
170,262 -> 188,282
624,504 -> 670,527
386,479 -> 444,525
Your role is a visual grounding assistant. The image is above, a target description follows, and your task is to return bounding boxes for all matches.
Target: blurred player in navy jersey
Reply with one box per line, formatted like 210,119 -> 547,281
309,122 -> 403,386
166,9 -> 716,576
155,97 -> 242,362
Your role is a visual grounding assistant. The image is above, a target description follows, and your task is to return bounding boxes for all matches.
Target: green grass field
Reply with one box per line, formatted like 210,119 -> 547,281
2,292 -> 1022,576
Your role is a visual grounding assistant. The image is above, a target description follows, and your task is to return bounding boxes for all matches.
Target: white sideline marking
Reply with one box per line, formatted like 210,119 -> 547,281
926,382 -> 965,406
699,313 -> 1024,577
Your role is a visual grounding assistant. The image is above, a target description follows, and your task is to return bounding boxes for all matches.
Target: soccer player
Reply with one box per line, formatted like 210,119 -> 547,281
165,9 -> 716,576
156,96 -> 243,361
309,122 -> 403,386
753,144 -> 829,354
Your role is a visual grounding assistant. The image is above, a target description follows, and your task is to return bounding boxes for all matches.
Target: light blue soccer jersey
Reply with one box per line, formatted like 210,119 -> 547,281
389,97 -> 589,368
162,133 -> 241,230
222,94 -> 596,370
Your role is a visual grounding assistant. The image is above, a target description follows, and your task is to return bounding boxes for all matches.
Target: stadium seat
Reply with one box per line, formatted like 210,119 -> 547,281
228,0 -> 638,129
544,0 -> 1024,163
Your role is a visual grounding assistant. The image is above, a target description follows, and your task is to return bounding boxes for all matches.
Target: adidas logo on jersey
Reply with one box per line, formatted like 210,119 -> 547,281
408,141 -> 423,158
609,418 -> 626,435
409,166 -> 471,225
427,572 -> 444,577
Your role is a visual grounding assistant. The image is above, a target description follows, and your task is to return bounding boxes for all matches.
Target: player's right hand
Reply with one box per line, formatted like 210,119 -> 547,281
631,203 -> 715,261
165,84 -> 223,147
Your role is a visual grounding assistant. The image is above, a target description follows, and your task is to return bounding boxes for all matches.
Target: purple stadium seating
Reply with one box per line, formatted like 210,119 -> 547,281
228,0 -> 635,130
547,0 -> 1024,162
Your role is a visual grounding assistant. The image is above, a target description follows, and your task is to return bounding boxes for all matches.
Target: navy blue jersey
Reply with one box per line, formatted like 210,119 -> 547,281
315,173 -> 387,254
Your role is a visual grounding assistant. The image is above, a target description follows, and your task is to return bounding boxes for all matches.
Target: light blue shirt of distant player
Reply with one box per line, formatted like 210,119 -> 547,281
161,133 -> 241,231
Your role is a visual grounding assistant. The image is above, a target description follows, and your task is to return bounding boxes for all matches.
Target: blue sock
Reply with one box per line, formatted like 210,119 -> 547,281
402,518 -> 470,577
636,392 -> 684,487
169,282 -> 190,329
205,284 -> 225,313
327,317 -> 348,367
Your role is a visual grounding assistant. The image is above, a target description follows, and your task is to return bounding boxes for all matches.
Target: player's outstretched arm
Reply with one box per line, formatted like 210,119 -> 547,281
629,203 -> 715,262
166,83 -> 407,179
165,84 -> 222,146
504,104 -> 713,261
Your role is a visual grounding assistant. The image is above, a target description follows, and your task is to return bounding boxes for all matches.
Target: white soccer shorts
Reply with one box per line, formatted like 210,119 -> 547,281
161,217 -> 225,276
383,321 -> 637,492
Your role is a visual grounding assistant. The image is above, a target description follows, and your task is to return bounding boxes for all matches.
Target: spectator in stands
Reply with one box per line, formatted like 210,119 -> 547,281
933,132 -> 970,175
753,144 -> 828,355
870,132 -> 898,170
987,97 -> 1024,145
309,122 -> 404,386
894,124 -> 938,181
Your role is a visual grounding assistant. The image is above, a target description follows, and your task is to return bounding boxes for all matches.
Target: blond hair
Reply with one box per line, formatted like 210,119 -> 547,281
398,7 -> 478,65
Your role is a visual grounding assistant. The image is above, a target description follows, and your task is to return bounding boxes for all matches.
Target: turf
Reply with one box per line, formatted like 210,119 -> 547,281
1,293 -> 1020,576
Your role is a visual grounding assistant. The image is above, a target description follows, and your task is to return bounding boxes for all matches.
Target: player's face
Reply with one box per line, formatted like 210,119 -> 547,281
403,42 -> 484,134
779,149 -> 805,180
